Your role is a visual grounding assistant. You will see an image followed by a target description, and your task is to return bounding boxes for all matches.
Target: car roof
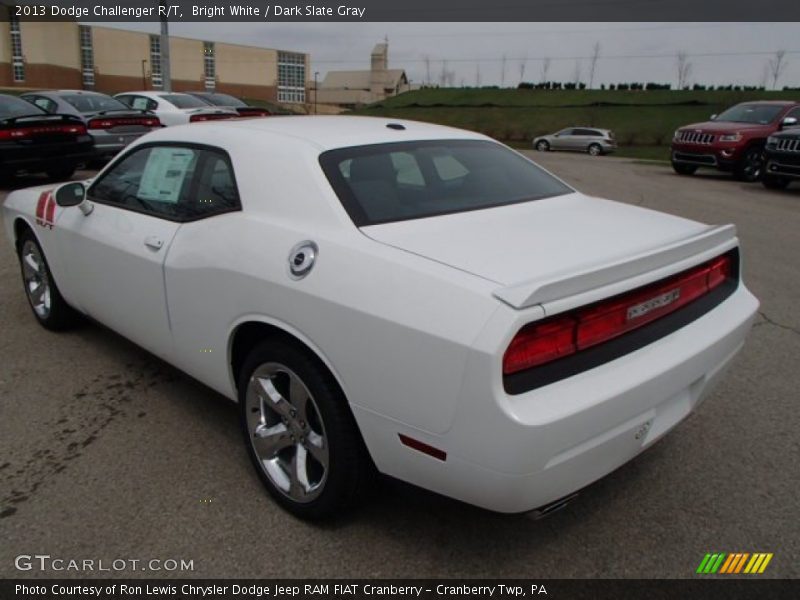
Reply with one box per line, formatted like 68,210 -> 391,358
734,100 -> 798,106
116,91 -> 191,97
139,115 -> 488,152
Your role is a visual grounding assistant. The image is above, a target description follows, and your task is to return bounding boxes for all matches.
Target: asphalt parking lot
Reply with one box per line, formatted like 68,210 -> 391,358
1,154 -> 798,579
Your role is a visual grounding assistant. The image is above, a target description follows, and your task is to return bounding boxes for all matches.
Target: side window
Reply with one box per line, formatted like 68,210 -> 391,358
557,129 -> 574,136
573,128 -> 594,136
188,150 -> 241,219
127,96 -> 156,111
89,146 -> 199,219
785,108 -> 800,123
115,95 -> 132,107
26,96 -> 57,113
89,146 -> 239,221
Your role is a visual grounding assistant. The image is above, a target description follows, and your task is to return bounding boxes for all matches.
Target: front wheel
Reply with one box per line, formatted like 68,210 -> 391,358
735,147 -> 764,182
239,339 -> 372,519
535,140 -> 550,152
672,162 -> 697,175
17,230 -> 78,330
762,175 -> 791,190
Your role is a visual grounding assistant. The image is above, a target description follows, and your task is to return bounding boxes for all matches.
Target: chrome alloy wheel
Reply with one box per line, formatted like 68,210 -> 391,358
245,363 -> 329,503
21,240 -> 51,319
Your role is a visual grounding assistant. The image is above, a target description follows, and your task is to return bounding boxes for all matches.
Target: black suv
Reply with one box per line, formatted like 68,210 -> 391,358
763,123 -> 800,190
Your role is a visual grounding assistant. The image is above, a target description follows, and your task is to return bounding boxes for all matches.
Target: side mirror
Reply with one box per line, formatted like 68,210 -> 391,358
710,114 -> 717,121
54,182 -> 93,215
781,116 -> 798,128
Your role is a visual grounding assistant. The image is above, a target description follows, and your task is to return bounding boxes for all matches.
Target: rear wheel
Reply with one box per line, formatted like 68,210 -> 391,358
762,175 -> 791,190
587,143 -> 603,156
735,147 -> 764,182
535,140 -> 550,152
672,162 -> 697,175
45,164 -> 76,182
239,339 -> 372,519
17,229 -> 78,330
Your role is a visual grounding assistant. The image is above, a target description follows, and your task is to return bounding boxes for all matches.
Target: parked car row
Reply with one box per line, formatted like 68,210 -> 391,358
0,90 -> 269,182
531,101 -> 799,192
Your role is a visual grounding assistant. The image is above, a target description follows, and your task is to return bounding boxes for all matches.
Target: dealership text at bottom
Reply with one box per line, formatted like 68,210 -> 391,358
15,584 -> 548,597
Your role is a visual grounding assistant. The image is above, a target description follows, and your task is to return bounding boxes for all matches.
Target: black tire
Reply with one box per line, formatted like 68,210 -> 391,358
238,338 -> 372,519
587,143 -> 603,156
672,162 -> 697,175
735,147 -> 764,182
762,175 -> 791,190
535,140 -> 550,152
45,164 -> 76,182
17,228 -> 79,330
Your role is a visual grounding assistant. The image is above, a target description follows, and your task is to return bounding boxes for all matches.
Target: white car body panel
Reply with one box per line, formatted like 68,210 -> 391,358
2,116 -> 759,513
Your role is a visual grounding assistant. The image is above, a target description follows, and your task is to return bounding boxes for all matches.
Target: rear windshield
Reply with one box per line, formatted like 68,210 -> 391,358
0,95 -> 45,120
320,140 -> 572,226
159,94 -> 209,109
62,93 -> 130,113
199,93 -> 246,107
715,104 -> 785,125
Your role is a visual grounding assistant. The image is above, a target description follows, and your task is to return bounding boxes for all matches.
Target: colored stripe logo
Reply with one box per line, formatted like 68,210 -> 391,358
696,552 -> 773,574
35,190 -> 57,229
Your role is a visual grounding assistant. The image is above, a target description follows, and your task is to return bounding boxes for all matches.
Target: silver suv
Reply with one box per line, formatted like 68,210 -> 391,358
533,127 -> 616,156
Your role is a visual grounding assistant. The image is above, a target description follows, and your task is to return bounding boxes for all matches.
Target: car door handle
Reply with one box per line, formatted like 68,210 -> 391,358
144,235 -> 164,251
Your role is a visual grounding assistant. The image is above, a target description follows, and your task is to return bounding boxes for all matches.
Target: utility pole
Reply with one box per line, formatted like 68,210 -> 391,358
159,0 -> 172,91
314,71 -> 319,114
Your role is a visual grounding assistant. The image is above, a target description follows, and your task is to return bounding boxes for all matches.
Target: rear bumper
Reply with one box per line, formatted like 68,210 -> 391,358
90,131 -> 149,158
0,138 -> 96,172
356,284 -> 758,513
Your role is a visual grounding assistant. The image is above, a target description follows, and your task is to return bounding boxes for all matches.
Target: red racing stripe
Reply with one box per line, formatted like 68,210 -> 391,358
45,192 -> 56,225
36,192 -> 48,221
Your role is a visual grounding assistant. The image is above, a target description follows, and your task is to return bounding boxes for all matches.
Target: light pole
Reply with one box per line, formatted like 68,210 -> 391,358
141,59 -> 147,89
159,0 -> 172,91
314,71 -> 319,114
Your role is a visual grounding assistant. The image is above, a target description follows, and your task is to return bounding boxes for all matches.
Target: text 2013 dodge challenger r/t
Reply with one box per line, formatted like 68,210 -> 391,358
3,117 -> 758,519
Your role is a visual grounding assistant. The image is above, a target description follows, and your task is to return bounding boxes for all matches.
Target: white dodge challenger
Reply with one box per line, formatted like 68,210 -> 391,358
3,117 -> 758,519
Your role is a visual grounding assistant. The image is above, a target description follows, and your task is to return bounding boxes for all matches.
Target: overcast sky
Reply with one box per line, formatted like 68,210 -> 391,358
94,22 -> 800,89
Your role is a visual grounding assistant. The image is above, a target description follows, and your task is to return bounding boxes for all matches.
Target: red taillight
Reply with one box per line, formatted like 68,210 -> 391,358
88,117 -> 161,129
503,254 -> 734,375
189,113 -> 235,123
0,124 -> 87,139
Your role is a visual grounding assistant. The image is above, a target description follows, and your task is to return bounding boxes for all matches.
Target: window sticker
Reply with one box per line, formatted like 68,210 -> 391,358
138,147 -> 195,204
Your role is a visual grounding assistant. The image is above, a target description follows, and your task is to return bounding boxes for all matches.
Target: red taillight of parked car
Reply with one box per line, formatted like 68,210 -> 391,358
502,254 -> 733,375
189,113 -> 236,123
0,124 -> 87,139
236,108 -> 270,118
88,117 -> 161,129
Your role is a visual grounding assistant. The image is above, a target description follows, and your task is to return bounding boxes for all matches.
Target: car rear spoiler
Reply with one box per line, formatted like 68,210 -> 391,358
1,113 -> 84,126
493,224 -> 739,310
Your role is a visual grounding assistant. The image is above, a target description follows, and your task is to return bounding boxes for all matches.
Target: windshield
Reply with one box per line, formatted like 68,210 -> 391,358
0,95 -> 46,120
200,93 -> 246,107
62,93 -> 130,113
159,94 -> 210,109
320,140 -> 572,226
715,104 -> 785,125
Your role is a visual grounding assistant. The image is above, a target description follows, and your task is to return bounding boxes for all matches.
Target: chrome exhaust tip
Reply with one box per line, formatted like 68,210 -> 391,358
526,492 -> 579,520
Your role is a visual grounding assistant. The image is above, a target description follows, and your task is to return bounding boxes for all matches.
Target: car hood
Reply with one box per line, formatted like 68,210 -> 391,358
361,192 -> 708,288
680,121 -> 772,133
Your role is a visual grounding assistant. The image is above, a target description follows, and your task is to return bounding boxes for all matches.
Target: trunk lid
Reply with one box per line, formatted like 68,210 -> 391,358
362,192 -> 737,309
